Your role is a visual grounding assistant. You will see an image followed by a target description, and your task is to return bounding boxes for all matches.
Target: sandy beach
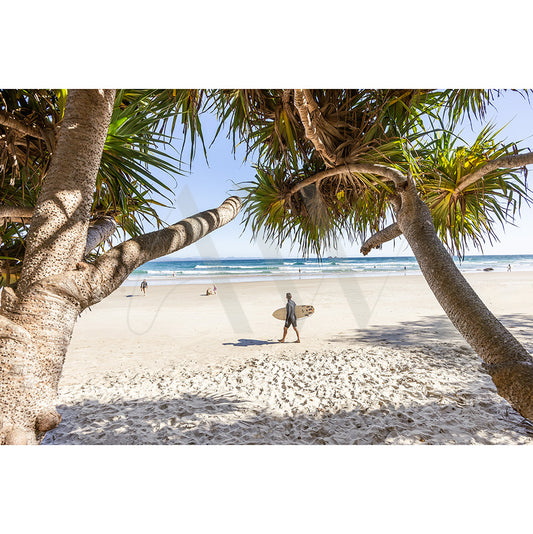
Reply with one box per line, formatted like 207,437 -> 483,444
43,271 -> 533,444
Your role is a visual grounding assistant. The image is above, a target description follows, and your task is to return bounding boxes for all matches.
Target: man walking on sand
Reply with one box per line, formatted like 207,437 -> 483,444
279,292 -> 300,343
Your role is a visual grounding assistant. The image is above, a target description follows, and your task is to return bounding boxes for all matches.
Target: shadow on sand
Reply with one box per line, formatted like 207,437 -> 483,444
222,338 -> 278,347
42,392 -> 533,445
43,314 -> 533,445
329,313 -> 533,353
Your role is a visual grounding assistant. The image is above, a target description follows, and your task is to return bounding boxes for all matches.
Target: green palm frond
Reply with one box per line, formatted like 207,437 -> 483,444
240,165 -> 348,257
231,89 -> 532,257
1,89 -> 204,285
416,123 -> 531,257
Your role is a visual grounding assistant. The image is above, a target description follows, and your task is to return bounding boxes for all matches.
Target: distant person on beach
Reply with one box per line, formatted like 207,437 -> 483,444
279,292 -> 300,343
213,285 -> 217,294
206,287 -> 213,296
140,279 -> 148,295
507,264 -> 512,272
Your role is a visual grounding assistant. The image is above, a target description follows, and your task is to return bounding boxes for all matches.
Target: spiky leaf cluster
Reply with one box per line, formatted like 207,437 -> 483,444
211,89 -> 532,257
1,89 -> 204,285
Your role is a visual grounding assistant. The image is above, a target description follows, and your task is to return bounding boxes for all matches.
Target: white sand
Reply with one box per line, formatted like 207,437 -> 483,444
43,271 -> 533,444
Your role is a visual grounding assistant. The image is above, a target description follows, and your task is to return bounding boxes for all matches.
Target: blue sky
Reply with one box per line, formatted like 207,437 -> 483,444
152,91 -> 533,260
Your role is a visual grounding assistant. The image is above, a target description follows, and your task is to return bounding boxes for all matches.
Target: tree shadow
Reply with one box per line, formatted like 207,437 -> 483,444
42,392 -> 533,445
222,339 -> 278,346
329,313 -> 533,354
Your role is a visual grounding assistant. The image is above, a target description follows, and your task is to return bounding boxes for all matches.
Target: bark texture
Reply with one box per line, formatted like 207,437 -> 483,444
0,206 -> 34,222
0,209 -> 118,253
0,90 -> 116,445
0,196 -> 241,444
84,217 -> 117,255
18,90 -> 116,293
289,162 -> 405,196
395,178 -> 533,419
293,89 -> 337,167
454,152 -> 533,195
360,223 -> 402,255
0,110 -> 46,140
80,196 -> 242,308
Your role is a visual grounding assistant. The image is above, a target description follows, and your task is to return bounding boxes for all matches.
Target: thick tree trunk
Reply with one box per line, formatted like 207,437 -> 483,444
0,90 -> 116,445
0,197 -> 241,444
395,179 -> 533,420
18,90 -> 116,293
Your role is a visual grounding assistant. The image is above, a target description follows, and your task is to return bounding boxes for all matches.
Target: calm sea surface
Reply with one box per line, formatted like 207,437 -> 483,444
124,254 -> 533,286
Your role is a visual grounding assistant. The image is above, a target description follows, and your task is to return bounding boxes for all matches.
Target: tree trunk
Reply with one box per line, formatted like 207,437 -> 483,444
0,197 -> 241,445
18,90 -> 116,293
395,178 -> 533,420
0,90 -> 116,444
0,88 -> 241,446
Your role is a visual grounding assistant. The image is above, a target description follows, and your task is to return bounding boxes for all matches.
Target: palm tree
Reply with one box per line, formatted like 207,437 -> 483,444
0,89 -> 210,285
0,89 -> 240,444
208,89 -> 533,421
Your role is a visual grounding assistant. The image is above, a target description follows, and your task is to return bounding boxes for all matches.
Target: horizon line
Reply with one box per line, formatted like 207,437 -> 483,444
151,252 -> 533,261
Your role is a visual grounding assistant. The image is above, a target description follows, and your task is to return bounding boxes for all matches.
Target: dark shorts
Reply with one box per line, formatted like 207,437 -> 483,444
285,317 -> 297,328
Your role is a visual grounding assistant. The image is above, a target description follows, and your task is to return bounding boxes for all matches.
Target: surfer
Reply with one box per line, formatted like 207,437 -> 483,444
140,279 -> 148,295
278,292 -> 300,343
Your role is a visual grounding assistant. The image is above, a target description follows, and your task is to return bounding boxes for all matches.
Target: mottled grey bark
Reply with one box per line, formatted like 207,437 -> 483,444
360,223 -> 402,255
84,217 -> 118,255
0,209 -> 118,252
0,196 -> 241,445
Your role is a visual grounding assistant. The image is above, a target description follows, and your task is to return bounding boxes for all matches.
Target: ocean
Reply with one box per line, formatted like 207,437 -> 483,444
125,254 -> 533,286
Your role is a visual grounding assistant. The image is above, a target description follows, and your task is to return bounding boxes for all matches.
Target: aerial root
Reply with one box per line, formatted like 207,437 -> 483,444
35,409 -> 62,432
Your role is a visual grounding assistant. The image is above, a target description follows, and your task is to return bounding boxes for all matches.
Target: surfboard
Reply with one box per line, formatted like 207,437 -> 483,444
272,305 -> 315,321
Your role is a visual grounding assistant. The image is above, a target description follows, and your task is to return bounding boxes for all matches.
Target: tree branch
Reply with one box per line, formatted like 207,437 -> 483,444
0,206 -> 34,222
84,216 -> 117,255
289,162 -> 407,196
454,152 -> 533,195
0,110 -> 46,140
293,89 -> 337,167
360,222 -> 403,255
1,207 -> 118,256
77,196 -> 242,308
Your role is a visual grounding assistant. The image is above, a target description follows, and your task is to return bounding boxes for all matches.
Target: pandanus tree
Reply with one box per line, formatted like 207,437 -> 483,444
207,89 -> 533,421
0,89 -> 241,444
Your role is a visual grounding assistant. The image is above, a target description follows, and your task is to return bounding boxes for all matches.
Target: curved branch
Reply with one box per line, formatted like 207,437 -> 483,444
84,216 -> 117,255
289,163 -> 407,196
293,89 -> 337,167
360,222 -> 403,255
78,196 -> 242,307
0,111 -> 46,140
454,152 -> 533,195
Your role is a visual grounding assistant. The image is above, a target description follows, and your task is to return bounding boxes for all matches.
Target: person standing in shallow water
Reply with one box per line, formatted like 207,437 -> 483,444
279,292 -> 300,343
